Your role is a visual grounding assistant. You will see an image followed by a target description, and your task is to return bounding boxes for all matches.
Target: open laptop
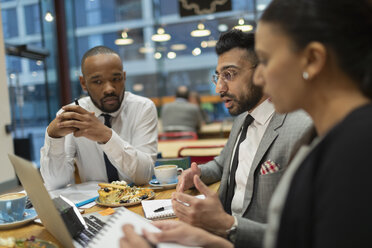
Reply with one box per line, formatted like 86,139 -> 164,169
8,154 -> 108,248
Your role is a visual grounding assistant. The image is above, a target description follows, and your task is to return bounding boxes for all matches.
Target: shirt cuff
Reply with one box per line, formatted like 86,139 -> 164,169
44,129 -> 66,155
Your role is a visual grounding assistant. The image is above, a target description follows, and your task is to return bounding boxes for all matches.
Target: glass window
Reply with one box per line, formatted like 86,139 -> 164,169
74,0 -> 142,27
24,4 -> 41,35
1,8 -> 18,38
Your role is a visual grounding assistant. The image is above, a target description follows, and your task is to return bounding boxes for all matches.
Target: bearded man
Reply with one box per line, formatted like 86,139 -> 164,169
41,46 -> 157,190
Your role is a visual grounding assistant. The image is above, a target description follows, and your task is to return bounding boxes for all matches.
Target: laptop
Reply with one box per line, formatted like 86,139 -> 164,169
8,154 -> 108,248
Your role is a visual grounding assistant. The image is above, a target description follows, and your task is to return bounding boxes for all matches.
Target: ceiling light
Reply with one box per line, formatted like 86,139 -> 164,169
139,46 -> 154,53
218,24 -> 228,32
154,52 -> 162,60
191,23 -> 211,37
257,4 -> 267,11
171,44 -> 187,51
44,12 -> 54,22
201,40 -> 217,48
167,52 -> 176,59
192,48 -> 201,56
36,60 -> 43,66
233,19 -> 253,32
115,31 -> 134,45
151,28 -> 171,42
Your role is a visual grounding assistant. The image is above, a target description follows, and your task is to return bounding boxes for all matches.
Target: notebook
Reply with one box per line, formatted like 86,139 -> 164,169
142,199 -> 175,220
141,195 -> 205,220
87,207 -> 194,248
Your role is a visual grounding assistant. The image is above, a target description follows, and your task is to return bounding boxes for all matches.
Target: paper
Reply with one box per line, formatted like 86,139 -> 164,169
141,195 -> 205,220
87,207 -> 195,248
49,181 -> 100,205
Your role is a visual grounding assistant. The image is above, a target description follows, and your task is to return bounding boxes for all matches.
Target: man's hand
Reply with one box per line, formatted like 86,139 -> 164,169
172,175 -> 235,236
144,220 -> 233,248
176,162 -> 201,192
47,105 -> 112,143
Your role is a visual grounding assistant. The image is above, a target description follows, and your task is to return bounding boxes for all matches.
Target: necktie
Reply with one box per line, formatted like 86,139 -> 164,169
224,114 -> 254,214
101,114 -> 119,182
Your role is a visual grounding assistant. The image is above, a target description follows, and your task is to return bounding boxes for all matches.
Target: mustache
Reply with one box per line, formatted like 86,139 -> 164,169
102,93 -> 119,100
220,93 -> 236,100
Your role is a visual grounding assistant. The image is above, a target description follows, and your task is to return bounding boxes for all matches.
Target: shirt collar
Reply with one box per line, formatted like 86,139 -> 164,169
248,99 -> 275,126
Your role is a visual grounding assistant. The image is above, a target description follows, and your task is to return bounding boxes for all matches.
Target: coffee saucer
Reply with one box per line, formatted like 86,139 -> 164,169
149,178 -> 178,189
0,209 -> 37,230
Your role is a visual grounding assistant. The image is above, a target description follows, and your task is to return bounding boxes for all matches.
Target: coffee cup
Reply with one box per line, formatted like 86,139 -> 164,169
154,165 -> 183,184
0,192 -> 27,222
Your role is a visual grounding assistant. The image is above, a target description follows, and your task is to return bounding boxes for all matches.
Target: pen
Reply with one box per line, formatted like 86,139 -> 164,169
75,196 -> 98,208
74,98 -> 79,105
153,205 -> 172,212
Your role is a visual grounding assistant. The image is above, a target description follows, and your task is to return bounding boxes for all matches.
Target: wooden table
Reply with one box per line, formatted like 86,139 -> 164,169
158,138 -> 228,158
198,121 -> 233,139
0,182 -> 220,247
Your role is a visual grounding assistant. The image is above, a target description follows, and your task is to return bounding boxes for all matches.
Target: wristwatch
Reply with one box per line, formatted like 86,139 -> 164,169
226,216 -> 238,243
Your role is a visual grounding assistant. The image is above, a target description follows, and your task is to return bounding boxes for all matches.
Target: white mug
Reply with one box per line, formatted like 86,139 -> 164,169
154,165 -> 183,184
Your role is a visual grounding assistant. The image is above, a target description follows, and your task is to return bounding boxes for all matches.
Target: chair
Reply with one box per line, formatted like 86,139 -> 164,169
158,131 -> 198,141
177,145 -> 225,164
155,157 -> 191,170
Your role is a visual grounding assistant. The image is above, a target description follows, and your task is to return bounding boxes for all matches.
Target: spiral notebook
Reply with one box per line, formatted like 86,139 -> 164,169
141,195 -> 206,220
142,199 -> 175,220
87,207 -> 192,248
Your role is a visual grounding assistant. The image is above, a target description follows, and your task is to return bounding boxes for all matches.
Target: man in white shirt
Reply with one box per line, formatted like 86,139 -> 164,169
40,46 -> 158,190
174,30 -> 314,247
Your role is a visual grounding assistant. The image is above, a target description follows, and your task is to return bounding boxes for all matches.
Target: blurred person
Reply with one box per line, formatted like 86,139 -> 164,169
173,30 -> 314,248
161,86 -> 204,132
253,0 -> 372,247
189,91 -> 210,123
40,46 -> 158,189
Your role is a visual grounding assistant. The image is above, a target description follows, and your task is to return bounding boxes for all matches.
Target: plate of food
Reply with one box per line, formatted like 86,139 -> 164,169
0,237 -> 58,248
95,181 -> 155,207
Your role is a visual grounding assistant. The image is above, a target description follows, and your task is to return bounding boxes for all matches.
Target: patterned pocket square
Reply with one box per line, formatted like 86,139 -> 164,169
260,160 -> 280,175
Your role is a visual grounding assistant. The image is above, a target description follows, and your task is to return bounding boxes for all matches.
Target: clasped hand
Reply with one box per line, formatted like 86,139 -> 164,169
47,105 -> 112,143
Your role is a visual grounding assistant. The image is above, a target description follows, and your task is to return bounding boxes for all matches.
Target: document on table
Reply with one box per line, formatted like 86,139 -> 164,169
49,181 -> 100,208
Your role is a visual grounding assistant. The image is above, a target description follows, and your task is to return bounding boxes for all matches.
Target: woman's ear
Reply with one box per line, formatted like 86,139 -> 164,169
302,42 -> 327,80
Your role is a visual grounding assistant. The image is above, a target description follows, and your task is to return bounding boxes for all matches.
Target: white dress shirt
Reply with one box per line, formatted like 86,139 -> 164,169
40,92 -> 158,190
231,99 -> 275,215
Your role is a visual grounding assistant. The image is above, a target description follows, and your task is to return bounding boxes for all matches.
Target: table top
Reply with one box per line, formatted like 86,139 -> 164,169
158,138 -> 228,158
199,121 -> 232,135
0,182 -> 220,247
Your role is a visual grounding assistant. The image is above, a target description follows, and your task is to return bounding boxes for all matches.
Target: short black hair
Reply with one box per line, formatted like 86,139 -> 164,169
81,46 -> 120,73
215,29 -> 258,67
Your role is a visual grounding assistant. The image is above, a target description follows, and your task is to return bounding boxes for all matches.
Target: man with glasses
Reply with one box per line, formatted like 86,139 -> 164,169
174,30 -> 315,248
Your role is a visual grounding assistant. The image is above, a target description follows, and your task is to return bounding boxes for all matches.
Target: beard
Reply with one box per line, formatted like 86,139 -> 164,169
88,89 -> 125,113
223,81 -> 263,116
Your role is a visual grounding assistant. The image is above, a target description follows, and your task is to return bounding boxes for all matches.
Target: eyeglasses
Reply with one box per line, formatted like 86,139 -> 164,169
212,70 -> 237,86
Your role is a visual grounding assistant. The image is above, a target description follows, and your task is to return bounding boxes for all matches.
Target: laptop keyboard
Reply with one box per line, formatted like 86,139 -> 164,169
75,215 -> 106,247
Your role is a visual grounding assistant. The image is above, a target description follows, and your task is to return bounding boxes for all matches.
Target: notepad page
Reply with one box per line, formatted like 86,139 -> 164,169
87,207 -> 193,248
141,199 -> 175,220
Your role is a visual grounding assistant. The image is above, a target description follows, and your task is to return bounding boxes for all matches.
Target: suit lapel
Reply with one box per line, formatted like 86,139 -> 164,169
219,113 -> 246,202
241,113 -> 286,214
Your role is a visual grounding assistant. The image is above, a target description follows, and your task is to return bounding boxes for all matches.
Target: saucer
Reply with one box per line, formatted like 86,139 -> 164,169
0,209 -> 37,230
149,178 -> 178,189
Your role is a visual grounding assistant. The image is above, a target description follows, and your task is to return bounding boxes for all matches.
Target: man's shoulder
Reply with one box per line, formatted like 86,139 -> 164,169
281,110 -> 312,126
124,92 -> 155,107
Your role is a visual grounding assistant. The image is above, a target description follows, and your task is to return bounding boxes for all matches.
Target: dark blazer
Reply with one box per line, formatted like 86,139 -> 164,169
200,110 -> 314,248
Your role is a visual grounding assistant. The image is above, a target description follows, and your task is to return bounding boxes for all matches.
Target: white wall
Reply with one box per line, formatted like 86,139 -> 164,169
0,9 -> 16,190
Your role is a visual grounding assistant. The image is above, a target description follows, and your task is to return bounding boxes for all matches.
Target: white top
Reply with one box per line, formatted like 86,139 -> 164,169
40,92 -> 158,190
231,99 -> 275,215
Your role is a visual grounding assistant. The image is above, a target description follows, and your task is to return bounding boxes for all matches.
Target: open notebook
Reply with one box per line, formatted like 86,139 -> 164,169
142,195 -> 205,220
87,207 -> 196,248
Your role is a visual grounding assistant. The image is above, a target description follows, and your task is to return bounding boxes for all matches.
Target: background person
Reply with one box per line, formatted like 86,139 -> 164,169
40,46 -> 158,189
253,0 -> 372,247
189,91 -> 210,124
161,86 -> 204,133
174,30 -> 314,248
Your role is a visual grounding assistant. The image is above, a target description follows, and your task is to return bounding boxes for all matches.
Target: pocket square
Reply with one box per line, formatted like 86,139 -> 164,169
260,160 -> 280,175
